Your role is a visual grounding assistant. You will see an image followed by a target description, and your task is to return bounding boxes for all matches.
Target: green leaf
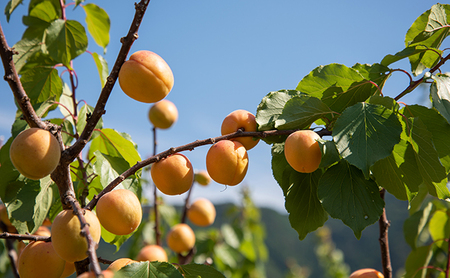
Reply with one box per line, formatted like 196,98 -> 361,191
317,160 -> 384,239
403,245 -> 435,278
178,264 -> 226,278
405,4 -> 450,75
116,261 -> 183,278
91,52 -> 109,87
352,63 -> 390,90
100,224 -> 132,252
20,52 -> 62,105
431,74 -> 450,124
3,176 -> 53,234
271,144 -> 328,240
403,202 -> 433,250
13,36 -> 44,74
76,103 -> 103,135
27,1 -> 58,23
318,139 -> 341,169
83,3 -> 110,51
274,95 -> 333,130
89,128 -> 141,167
296,64 -> 373,114
429,209 -> 450,249
0,138 -> 20,199
403,105 -> 450,172
45,19 -> 88,66
332,102 -> 402,177
5,0 -> 24,22
48,118 -> 75,146
256,90 -> 302,131
405,117 -> 450,199
28,0 -> 61,17
381,46 -> 442,68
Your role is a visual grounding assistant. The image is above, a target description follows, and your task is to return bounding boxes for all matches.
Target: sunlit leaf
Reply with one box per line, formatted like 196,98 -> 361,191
76,103 -> 103,136
116,261 -> 183,278
403,202 -> 433,250
45,19 -> 88,67
332,102 -> 402,177
91,52 -> 109,87
178,264 -> 226,278
83,3 -> 110,51
380,46 -> 442,68
428,209 -> 450,249
431,74 -> 450,124
403,245 -> 435,278
318,160 -> 384,239
5,0 -> 24,22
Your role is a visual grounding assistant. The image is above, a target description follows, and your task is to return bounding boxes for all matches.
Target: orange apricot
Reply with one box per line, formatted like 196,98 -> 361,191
136,245 -> 168,262
349,268 -> 384,278
187,198 -> 216,227
166,223 -> 195,254
148,99 -> 178,129
151,153 -> 194,195
221,109 -> 259,150
284,130 -> 322,173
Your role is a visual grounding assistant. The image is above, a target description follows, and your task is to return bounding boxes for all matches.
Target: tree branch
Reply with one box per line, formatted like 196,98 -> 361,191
66,0 -> 151,160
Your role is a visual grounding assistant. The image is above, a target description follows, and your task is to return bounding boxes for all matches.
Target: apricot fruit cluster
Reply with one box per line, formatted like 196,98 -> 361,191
284,130 -> 322,173
96,189 -> 142,235
119,50 -> 174,103
9,128 -> 61,180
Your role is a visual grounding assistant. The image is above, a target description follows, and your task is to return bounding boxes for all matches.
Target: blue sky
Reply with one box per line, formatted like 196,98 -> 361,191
0,1 -> 440,212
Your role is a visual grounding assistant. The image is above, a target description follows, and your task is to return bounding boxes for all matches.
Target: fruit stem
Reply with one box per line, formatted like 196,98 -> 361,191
378,189 -> 392,278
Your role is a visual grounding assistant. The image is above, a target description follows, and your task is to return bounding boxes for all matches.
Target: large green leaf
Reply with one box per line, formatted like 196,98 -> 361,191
403,104 -> 450,171
115,261 -> 183,278
332,102 -> 402,177
405,4 -> 450,75
318,160 -> 384,239
0,138 -> 20,199
13,36 -> 44,74
271,144 -> 328,240
352,63 -> 391,91
256,90 -> 302,131
274,95 -> 333,130
178,264 -> 226,278
405,117 -> 450,199
403,245 -> 435,278
45,19 -> 88,66
296,64 -> 374,114
380,46 -> 442,68
83,3 -> 110,51
430,74 -> 450,125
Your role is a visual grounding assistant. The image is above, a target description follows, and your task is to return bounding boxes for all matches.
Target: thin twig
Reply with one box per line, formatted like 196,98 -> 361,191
152,127 -> 162,246
0,223 -> 19,278
180,183 -> 194,224
378,189 -> 392,278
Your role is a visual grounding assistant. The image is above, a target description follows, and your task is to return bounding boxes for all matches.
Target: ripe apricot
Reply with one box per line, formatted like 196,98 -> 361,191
187,198 -> 216,227
96,189 -> 142,235
194,170 -> 211,186
9,128 -> 61,180
18,241 -> 65,278
0,204 -> 12,227
206,140 -> 248,186
136,244 -> 168,262
119,50 -> 174,103
166,223 -> 196,254
107,258 -> 138,272
349,268 -> 384,278
51,209 -> 101,263
60,261 -> 76,278
148,99 -> 178,129
221,109 -> 259,150
151,153 -> 194,195
284,130 -> 322,173
77,270 -> 114,278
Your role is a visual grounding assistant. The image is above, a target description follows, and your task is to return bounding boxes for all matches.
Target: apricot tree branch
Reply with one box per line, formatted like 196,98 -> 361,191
67,0 -> 151,160
0,22 -> 47,130
85,127 -> 330,210
0,232 -> 50,242
378,189 -> 392,278
66,195 -> 102,277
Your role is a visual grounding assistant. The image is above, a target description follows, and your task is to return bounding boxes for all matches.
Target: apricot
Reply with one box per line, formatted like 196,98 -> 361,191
18,241 -> 65,278
77,270 -> 114,278
136,244 -> 168,262
284,130 -> 322,173
194,170 -> 211,186
60,261 -> 76,278
96,189 -> 142,235
206,140 -> 248,186
17,225 -> 51,256
51,209 -> 101,263
119,50 -> 174,103
148,99 -> 178,129
0,204 -> 11,227
349,268 -> 384,278
107,258 -> 138,272
187,198 -> 216,227
166,223 -> 196,254
151,153 -> 194,195
221,109 -> 259,150
9,128 -> 61,180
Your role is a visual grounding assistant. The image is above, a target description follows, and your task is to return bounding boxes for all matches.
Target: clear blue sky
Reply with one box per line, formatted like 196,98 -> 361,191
0,1 -> 439,212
